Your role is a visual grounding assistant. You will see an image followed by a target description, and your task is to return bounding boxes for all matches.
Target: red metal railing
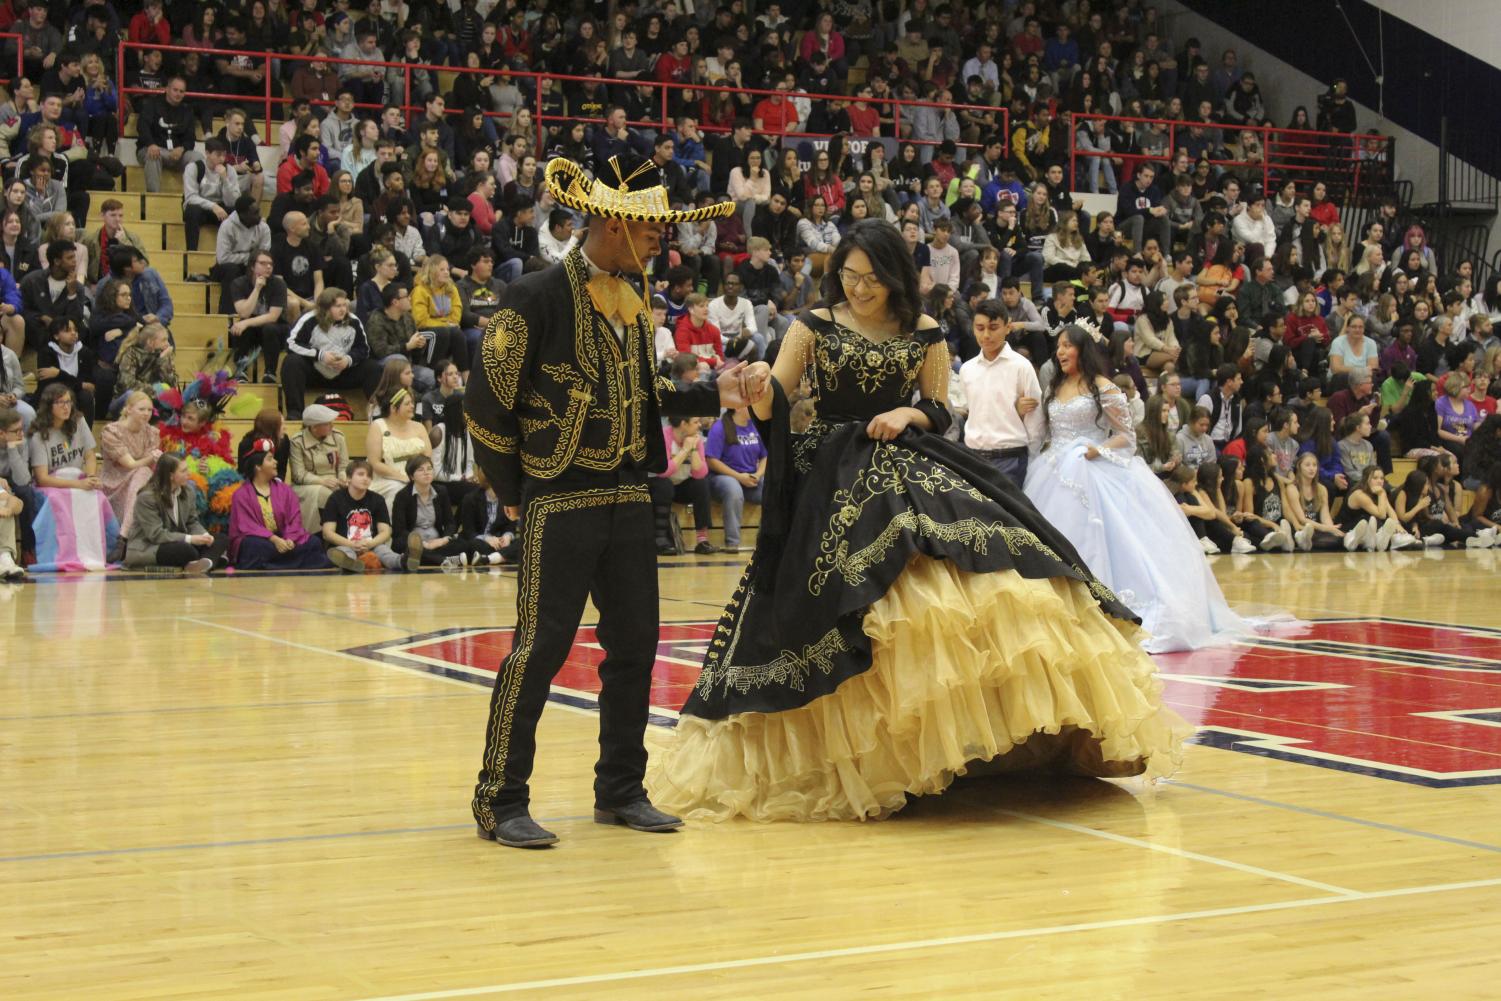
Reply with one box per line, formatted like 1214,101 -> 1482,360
117,41 -> 1004,160
1068,112 -> 1394,205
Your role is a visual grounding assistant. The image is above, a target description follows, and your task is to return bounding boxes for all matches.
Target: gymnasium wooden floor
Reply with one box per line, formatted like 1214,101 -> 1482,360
3,550 -> 1500,1000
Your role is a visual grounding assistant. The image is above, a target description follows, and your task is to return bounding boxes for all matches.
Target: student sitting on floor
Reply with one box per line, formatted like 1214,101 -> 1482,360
321,459 -> 404,573
227,439 -> 333,571
124,454 -> 228,574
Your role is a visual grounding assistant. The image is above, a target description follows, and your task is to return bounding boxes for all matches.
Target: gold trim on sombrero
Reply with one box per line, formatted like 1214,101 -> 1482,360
545,156 -> 736,223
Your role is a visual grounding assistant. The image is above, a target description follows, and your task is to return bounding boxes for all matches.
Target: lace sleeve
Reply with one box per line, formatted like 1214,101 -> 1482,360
1096,386 -> 1138,466
773,318 -> 816,396
918,338 -> 951,405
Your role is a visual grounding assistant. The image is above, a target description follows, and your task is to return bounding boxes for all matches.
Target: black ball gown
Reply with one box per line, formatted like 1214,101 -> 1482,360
647,309 -> 1190,821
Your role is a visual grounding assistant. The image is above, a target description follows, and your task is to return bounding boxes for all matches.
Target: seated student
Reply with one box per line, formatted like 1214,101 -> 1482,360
1335,412 -> 1377,485
649,415 -> 716,556
235,409 -> 291,481
1184,460 -> 1257,554
321,459 -> 404,573
288,403 -> 350,534
228,251 -> 290,382
457,248 -> 505,367
108,246 -> 175,332
124,454 -> 228,574
1340,465 -> 1420,551
33,316 -> 96,422
181,137 -> 241,253
705,406 -> 766,552
390,454 -> 495,570
422,361 -> 478,512
1175,405 -> 1217,470
0,406 -> 28,579
1283,450 -> 1348,551
436,198 -> 480,276
674,293 -> 726,370
1461,415 -> 1501,532
491,194 -> 543,280
99,389 -> 162,541
1166,464 -> 1221,555
459,467 -> 518,565
281,288 -> 382,418
227,439 -> 332,571
409,254 -> 461,379
1235,446 -> 1295,551
26,383 -> 118,571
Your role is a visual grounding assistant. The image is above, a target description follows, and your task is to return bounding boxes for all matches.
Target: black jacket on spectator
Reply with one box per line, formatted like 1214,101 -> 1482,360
137,98 -> 198,151
460,487 -> 517,539
20,269 -> 88,329
492,218 -> 539,264
735,258 -> 783,306
752,209 -> 799,263
390,482 -> 458,553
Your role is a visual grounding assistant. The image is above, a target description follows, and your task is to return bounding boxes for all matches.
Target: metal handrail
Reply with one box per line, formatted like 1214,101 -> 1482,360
117,40 -> 1007,159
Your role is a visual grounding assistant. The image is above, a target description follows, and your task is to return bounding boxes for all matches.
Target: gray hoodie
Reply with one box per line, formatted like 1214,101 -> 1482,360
214,211 -> 271,266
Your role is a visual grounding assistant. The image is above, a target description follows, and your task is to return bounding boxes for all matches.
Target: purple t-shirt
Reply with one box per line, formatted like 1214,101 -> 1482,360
704,416 -> 766,474
1436,395 -> 1479,438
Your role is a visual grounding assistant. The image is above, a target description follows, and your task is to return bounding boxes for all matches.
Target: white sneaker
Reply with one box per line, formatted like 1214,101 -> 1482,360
1259,528 -> 1291,552
1481,527 -> 1500,548
1231,535 -> 1257,554
1375,517 -> 1399,552
1424,533 -> 1446,548
1343,528 -> 1362,551
1466,534 -> 1488,549
1390,532 -> 1420,551
441,555 -> 465,570
485,551 -> 502,565
183,558 -> 214,576
0,550 -> 25,581
1294,522 -> 1316,551
1359,517 -> 1380,551
1200,536 -> 1221,556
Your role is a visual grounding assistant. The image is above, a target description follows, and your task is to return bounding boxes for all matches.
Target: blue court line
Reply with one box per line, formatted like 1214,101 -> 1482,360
1168,779 -> 1501,854
0,691 -> 472,723
0,815 -> 596,864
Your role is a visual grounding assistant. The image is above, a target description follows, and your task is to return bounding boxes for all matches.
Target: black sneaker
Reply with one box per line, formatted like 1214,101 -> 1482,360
693,540 -> 716,554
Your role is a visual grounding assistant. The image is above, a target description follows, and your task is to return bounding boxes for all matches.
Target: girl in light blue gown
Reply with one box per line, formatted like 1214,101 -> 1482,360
1023,325 -> 1252,653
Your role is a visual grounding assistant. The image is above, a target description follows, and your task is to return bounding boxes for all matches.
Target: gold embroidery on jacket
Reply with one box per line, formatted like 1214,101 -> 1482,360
483,308 -> 528,409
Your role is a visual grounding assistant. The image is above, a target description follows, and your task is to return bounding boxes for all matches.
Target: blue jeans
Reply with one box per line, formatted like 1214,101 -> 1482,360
709,473 -> 763,548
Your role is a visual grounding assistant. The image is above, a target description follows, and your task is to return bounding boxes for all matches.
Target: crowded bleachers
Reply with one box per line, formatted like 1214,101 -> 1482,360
0,0 -> 1498,580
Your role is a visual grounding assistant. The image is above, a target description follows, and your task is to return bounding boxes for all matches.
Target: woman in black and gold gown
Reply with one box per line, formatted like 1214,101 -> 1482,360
648,221 -> 1190,822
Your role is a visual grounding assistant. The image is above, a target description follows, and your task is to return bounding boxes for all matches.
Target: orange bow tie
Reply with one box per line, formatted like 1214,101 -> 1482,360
586,272 -> 646,331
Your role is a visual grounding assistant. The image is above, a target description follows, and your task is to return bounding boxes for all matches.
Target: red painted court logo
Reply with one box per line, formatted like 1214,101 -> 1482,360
347,617 -> 1501,788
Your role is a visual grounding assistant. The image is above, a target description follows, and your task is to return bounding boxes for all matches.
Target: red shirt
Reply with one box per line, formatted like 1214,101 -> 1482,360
128,12 -> 172,46
655,52 -> 692,84
674,315 -> 724,366
1284,312 -> 1329,351
276,157 -> 330,197
753,98 -> 797,135
847,104 -> 880,137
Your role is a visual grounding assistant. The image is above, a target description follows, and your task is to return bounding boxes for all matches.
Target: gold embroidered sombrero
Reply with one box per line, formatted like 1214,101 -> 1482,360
545,152 -> 736,223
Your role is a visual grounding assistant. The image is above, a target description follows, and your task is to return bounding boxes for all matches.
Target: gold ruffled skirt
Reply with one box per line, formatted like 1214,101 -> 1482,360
648,557 -> 1192,822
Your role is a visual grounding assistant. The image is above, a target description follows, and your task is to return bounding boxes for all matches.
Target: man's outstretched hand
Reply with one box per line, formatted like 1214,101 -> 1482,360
716,361 -> 772,408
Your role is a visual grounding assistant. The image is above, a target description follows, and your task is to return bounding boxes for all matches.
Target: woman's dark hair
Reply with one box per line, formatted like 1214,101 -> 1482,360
819,219 -> 922,331
1142,289 -> 1170,329
31,383 -> 80,439
718,407 -> 746,447
1400,468 -> 1430,506
148,453 -> 182,509
435,382 -> 471,480
1354,463 -> 1384,496
1389,377 -> 1439,450
1043,324 -> 1112,445
1300,403 -> 1335,459
1195,459 -> 1223,498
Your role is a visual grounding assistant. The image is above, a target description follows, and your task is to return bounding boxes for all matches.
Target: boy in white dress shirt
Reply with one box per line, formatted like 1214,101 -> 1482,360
958,300 -> 1044,485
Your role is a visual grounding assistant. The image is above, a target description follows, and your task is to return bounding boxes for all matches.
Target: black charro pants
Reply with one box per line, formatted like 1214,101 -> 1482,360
473,469 -> 660,829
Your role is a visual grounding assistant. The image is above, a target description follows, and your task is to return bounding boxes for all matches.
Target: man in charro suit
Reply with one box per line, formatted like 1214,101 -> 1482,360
464,153 -> 769,848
